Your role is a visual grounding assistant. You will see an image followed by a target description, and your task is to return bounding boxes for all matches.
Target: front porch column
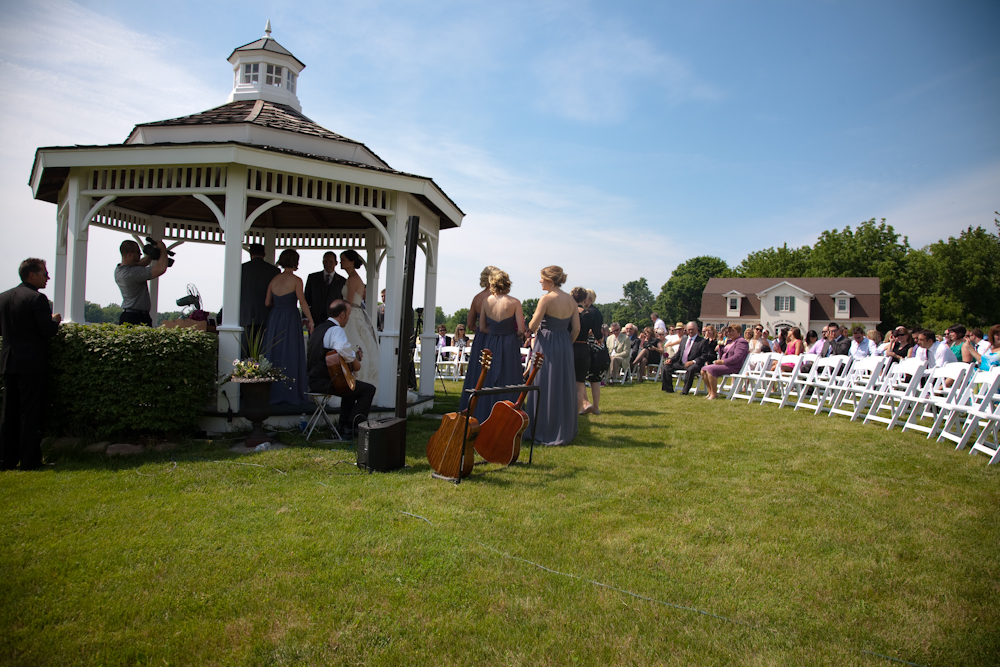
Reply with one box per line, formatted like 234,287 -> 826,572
419,232 -> 439,397
52,203 -> 68,318
63,171 -> 89,324
217,165 -> 248,412
376,197 -> 409,408
263,227 -> 276,264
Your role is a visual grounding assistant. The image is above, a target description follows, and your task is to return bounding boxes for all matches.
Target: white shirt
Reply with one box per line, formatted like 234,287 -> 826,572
322,319 -> 356,363
976,339 -> 991,355
654,318 -> 666,333
914,341 -> 957,369
849,337 -> 875,359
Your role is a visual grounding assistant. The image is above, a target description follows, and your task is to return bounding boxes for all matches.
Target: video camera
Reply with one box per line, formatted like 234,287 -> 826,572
143,237 -> 175,267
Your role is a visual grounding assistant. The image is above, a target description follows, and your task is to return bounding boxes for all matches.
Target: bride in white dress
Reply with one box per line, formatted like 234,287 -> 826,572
339,249 -> 380,388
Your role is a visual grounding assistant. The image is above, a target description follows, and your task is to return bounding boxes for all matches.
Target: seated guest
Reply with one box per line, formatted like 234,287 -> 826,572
606,322 -> 631,382
849,325 -> 875,359
661,321 -> 714,394
701,325 -> 750,400
867,329 -> 885,355
805,330 -> 822,354
664,324 -> 682,358
626,323 -> 641,365
945,324 -> 966,360
452,324 -> 470,350
912,328 -> 957,369
749,326 -> 765,353
307,300 -> 376,437
886,326 -> 915,364
969,324 -> 1000,370
436,324 -> 451,351
963,328 -> 989,363
780,327 -> 805,371
633,326 -> 662,380
820,322 -> 851,357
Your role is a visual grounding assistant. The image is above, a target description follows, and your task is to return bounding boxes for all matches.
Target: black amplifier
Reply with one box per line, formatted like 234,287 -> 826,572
357,417 -> 407,472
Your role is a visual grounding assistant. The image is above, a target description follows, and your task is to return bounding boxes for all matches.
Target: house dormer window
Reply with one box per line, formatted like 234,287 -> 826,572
837,298 -> 847,313
729,298 -> 738,310
265,64 -> 282,87
775,296 -> 795,312
242,63 -> 259,84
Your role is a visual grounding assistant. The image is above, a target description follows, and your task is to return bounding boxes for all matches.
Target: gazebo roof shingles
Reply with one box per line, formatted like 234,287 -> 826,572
229,36 -> 305,69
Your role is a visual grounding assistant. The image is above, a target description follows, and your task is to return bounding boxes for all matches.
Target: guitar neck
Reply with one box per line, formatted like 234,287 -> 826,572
513,354 -> 543,410
467,350 -> 492,416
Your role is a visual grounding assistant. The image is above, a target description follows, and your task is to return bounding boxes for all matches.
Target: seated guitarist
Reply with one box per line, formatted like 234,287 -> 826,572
307,299 -> 376,438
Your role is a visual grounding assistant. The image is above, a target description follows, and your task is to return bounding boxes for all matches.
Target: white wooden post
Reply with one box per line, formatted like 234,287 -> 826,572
149,215 -> 166,326
217,165 -> 248,412
264,227 -> 276,264
53,201 -> 68,318
419,231 -> 439,397
63,171 -> 89,324
377,196 -> 408,408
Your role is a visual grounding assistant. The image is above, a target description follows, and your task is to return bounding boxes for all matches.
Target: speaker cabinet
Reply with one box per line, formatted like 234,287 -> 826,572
357,417 -> 407,472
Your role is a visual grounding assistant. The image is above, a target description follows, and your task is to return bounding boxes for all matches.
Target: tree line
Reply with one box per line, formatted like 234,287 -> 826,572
433,217 -> 1000,335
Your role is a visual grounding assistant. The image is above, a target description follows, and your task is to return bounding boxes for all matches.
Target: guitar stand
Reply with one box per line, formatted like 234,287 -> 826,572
434,384 -> 540,485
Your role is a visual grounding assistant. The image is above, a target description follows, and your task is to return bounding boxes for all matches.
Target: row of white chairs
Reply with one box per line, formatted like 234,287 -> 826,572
721,352 -> 1000,465
413,345 -> 536,384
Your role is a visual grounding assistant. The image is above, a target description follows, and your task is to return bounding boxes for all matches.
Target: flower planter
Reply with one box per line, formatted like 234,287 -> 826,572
238,380 -> 274,447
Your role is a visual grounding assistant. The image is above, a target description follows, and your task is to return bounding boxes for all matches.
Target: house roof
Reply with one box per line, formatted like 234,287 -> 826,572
228,37 -> 305,69
701,277 -> 881,323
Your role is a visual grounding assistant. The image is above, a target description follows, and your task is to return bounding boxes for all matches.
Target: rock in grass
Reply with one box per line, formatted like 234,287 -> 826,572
85,442 -> 110,453
50,437 -> 82,451
153,442 -> 179,452
106,444 -> 144,456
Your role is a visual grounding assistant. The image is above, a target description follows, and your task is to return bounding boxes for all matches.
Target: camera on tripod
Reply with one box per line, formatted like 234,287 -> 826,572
143,237 -> 175,267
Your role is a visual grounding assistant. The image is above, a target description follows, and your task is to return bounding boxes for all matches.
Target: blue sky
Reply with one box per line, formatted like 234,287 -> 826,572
1,0 -> 997,316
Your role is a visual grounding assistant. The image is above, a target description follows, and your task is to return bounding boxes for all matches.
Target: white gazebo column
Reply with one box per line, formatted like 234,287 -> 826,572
148,215 -> 166,326
377,198 -> 409,408
263,227 -> 277,264
52,203 -> 68,318
419,232 -> 439,397
63,172 -> 90,324
217,166 -> 248,412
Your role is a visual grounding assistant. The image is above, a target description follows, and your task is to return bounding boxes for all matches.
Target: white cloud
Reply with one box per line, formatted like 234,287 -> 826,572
532,29 -> 721,122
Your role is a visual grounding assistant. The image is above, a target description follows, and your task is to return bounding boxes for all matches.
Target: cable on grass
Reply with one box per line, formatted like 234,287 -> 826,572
400,512 -> 929,667
134,457 -> 178,477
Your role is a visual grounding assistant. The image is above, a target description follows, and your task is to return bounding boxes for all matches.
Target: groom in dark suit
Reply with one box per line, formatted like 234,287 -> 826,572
240,243 -> 279,349
661,321 -> 714,395
0,258 -> 61,470
304,252 -> 346,326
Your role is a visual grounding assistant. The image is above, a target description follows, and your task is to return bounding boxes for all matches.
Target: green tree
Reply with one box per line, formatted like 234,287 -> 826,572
446,308 -> 469,332
435,306 -> 447,326
732,244 -> 811,277
655,257 -> 730,324
522,298 -> 538,323
611,278 -> 655,327
84,301 -> 123,323
919,224 -> 1000,329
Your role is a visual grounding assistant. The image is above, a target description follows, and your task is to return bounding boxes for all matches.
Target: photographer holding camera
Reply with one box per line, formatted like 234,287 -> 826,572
115,238 -> 170,326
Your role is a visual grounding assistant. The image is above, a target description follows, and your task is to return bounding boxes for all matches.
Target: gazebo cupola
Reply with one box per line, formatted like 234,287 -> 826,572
227,20 -> 305,112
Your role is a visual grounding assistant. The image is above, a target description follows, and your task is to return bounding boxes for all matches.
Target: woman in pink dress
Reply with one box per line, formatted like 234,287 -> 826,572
701,326 -> 749,400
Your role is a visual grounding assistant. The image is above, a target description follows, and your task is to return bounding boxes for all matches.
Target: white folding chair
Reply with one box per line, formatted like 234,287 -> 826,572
793,355 -> 849,413
729,353 -> 775,402
934,367 -> 1000,450
824,356 -> 887,419
758,354 -> 810,408
862,358 -> 926,428
899,362 -> 971,437
967,398 -> 1000,464
520,347 -> 531,371
717,354 -> 751,399
435,346 -> 462,381
304,392 -> 342,441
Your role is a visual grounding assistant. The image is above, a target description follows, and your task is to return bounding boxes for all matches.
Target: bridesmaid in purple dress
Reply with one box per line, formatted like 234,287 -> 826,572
701,325 -> 749,400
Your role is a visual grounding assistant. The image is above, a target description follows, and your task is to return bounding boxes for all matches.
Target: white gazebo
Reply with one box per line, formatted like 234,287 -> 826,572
28,23 -> 464,413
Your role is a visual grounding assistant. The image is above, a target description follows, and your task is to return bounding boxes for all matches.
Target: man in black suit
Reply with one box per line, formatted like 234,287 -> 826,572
240,243 -> 279,350
0,259 -> 61,470
661,321 -> 714,394
303,252 -> 346,330
307,299 -> 376,438
819,322 -> 851,357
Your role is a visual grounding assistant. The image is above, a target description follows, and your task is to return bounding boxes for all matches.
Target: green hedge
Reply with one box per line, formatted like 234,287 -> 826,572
43,324 -> 218,438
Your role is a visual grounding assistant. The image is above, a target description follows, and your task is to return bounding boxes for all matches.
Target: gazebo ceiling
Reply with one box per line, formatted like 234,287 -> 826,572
108,193 -> 384,230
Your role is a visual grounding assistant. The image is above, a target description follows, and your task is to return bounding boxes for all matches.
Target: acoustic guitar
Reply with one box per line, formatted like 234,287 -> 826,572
475,352 -> 543,465
426,349 -> 492,479
325,347 -> 358,396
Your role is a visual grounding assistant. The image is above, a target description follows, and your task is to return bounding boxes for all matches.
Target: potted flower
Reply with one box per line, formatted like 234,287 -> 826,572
220,331 -> 290,447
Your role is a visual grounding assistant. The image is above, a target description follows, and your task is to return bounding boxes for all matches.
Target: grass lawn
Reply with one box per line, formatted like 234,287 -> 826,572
2,380 -> 998,666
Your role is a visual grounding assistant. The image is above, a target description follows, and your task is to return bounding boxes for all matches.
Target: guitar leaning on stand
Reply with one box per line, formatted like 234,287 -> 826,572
426,349 -> 492,480
475,352 -> 544,465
